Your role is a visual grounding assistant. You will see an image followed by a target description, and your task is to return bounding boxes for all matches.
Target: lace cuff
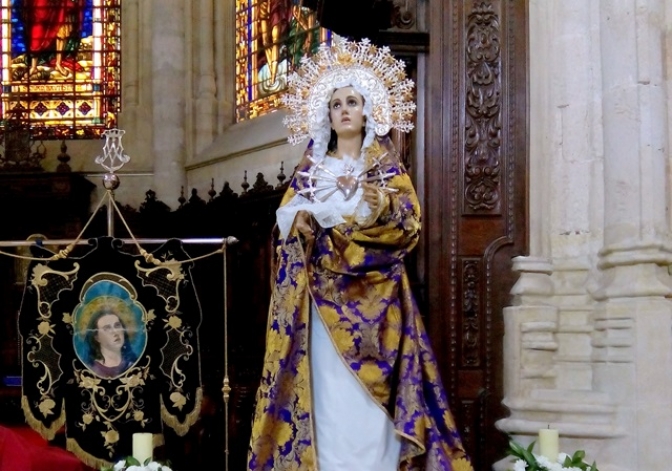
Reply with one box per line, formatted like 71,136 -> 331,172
276,195 -> 347,239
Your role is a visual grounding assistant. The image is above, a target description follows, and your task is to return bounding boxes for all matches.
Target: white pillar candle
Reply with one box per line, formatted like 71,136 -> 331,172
538,428 -> 559,461
132,432 -> 154,464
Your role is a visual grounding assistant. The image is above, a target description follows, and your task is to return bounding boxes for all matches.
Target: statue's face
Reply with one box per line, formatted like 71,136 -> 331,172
95,313 -> 124,352
329,86 -> 365,140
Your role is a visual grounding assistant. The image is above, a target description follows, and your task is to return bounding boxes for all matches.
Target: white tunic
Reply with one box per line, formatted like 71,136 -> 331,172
310,306 -> 402,471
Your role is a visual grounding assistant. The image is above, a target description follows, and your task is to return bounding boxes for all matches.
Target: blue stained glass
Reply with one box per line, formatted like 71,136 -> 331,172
81,0 -> 93,38
10,1 -> 26,55
246,1 -> 253,102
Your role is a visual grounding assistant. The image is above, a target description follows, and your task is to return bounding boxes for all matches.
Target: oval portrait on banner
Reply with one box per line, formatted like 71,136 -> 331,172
73,275 -> 147,379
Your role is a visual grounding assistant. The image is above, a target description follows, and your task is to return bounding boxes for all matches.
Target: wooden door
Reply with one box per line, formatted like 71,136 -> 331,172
421,1 -> 529,469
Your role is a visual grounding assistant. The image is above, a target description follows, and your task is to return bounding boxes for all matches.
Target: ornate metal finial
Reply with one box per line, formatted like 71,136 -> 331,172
277,161 -> 286,188
220,181 -> 237,198
95,128 -> 130,173
189,188 -> 204,206
56,139 -> 71,172
222,376 -> 231,403
252,172 -> 272,193
208,178 -> 217,201
241,170 -> 249,194
178,186 -> 186,207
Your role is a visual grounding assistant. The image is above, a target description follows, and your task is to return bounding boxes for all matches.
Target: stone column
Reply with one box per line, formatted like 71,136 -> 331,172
151,0 -> 187,207
495,2 -> 562,461
194,0 -> 217,154
592,1 -> 672,470
124,0 -> 140,109
215,0 -> 236,131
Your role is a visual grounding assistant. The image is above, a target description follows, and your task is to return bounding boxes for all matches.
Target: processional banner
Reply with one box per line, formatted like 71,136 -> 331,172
18,237 -> 203,467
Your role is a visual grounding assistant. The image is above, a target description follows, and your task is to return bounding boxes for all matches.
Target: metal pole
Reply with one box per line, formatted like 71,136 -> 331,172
102,173 -> 120,238
107,194 -> 115,237
222,245 -> 231,471
0,237 -> 237,248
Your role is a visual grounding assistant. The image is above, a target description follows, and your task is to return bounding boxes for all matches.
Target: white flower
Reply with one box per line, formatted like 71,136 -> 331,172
536,454 -> 566,471
513,459 -> 527,471
535,455 -> 552,467
112,459 -> 172,471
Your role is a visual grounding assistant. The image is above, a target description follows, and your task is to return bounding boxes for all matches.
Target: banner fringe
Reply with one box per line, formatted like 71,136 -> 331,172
161,387 -> 203,436
67,437 -> 114,469
21,395 -> 65,441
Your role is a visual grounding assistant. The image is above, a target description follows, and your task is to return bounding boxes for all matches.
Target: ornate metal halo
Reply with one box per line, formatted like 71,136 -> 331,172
281,37 -> 416,153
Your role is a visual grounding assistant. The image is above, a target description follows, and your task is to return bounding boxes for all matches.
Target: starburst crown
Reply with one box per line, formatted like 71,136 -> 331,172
281,37 -> 416,155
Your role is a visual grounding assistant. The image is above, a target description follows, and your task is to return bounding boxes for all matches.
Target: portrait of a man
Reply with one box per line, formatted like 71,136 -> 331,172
73,277 -> 147,379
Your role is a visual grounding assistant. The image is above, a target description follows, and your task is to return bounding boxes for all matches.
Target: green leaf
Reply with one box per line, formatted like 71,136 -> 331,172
125,456 -> 141,466
562,455 -> 573,467
573,449 -> 586,462
507,441 -> 526,460
527,440 -> 537,453
521,447 -> 537,466
509,439 -> 525,455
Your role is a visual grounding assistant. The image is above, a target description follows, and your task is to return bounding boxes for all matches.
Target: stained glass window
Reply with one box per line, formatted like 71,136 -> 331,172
1,0 -> 121,139
235,0 -> 330,122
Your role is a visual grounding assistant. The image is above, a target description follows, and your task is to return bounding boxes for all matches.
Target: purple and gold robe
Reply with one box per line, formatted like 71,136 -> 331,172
248,137 -> 474,471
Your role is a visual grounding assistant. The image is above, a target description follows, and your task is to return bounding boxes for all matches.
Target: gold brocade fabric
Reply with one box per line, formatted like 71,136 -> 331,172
248,138 -> 474,471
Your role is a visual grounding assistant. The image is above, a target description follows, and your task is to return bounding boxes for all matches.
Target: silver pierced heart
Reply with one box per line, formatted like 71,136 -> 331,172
336,175 -> 359,200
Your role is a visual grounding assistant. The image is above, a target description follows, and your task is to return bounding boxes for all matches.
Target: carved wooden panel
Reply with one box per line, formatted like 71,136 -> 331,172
462,259 -> 482,367
464,3 -> 502,215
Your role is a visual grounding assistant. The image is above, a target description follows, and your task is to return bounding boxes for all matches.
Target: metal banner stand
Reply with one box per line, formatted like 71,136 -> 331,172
0,129 -> 236,471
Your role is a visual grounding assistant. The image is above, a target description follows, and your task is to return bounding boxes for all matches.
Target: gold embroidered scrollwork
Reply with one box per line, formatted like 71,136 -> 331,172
22,262 -> 79,438
135,260 -> 185,314
74,359 -> 151,458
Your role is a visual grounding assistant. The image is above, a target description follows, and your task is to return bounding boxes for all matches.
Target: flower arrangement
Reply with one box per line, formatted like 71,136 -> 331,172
101,457 -> 173,471
506,439 -> 599,471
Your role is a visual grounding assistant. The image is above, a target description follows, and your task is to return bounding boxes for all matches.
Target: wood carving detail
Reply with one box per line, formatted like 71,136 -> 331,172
391,0 -> 416,30
462,260 -> 481,367
464,2 -> 502,214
